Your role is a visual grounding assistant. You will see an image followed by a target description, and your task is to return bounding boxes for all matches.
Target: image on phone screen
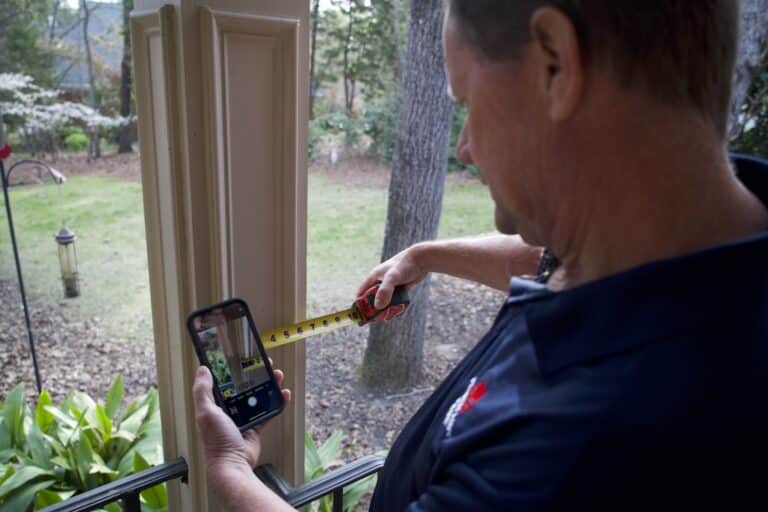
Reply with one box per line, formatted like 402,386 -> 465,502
188,299 -> 284,430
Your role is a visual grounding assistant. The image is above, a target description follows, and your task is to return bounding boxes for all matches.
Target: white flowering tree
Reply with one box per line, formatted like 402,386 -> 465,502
0,73 -> 130,159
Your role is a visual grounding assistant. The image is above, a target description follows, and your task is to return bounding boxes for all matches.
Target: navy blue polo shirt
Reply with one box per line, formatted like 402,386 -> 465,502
369,155 -> 768,511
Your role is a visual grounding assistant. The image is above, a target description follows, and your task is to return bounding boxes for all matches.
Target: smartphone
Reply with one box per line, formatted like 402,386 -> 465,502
187,298 -> 285,431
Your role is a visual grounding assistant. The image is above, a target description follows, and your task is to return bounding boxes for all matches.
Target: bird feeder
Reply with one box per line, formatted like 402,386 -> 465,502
55,227 -> 80,297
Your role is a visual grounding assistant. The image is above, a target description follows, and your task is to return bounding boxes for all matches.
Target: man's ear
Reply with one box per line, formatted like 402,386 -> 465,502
529,7 -> 584,121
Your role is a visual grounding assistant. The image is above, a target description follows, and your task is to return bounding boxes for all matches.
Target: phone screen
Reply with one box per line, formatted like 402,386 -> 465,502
188,300 -> 284,430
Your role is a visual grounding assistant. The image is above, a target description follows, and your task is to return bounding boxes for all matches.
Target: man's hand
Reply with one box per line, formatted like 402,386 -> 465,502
357,244 -> 428,310
193,366 -> 292,484
192,366 -> 296,512
357,236 -> 544,310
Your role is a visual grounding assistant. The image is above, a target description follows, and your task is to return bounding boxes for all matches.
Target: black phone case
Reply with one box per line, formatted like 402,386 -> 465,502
186,298 -> 285,432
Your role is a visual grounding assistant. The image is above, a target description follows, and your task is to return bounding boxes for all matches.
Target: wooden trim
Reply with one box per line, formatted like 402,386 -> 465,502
200,6 -> 306,484
131,6 -> 207,510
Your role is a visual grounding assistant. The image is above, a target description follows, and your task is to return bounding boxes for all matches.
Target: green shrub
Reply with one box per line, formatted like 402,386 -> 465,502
63,132 -> 89,152
304,430 -> 379,512
0,376 -> 165,511
312,112 -> 361,150
58,125 -> 84,140
362,96 -> 397,163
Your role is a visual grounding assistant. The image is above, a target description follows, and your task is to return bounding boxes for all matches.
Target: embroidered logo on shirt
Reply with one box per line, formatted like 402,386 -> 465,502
443,377 -> 487,437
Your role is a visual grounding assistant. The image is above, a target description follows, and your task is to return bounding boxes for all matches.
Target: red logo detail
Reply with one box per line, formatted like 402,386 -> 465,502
459,381 -> 487,414
0,144 -> 11,160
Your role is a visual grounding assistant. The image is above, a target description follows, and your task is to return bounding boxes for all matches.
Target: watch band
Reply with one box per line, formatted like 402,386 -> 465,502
535,248 -> 560,284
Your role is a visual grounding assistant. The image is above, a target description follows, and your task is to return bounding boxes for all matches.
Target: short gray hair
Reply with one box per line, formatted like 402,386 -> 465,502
446,0 -> 740,137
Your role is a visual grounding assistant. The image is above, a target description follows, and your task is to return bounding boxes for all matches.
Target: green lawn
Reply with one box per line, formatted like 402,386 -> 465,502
0,173 -> 496,337
307,175 -> 496,314
0,176 -> 152,340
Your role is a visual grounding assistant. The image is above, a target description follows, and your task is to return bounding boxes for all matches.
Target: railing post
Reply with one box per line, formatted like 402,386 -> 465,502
124,492 -> 142,512
332,488 -> 343,512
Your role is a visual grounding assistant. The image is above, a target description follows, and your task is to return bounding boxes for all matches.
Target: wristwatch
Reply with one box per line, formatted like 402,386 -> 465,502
535,248 -> 560,284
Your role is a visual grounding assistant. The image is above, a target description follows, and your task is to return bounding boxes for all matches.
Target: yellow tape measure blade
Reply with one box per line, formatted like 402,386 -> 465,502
259,307 -> 361,350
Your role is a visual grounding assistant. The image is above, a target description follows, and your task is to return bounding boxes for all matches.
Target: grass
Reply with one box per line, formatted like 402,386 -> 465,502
307,174 -> 496,314
0,176 -> 152,341
0,172 -> 496,338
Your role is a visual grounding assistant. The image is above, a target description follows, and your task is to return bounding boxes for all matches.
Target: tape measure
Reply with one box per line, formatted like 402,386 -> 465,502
239,284 -> 410,370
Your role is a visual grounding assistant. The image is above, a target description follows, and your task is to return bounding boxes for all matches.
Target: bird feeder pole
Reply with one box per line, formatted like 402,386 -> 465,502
0,104 -> 43,393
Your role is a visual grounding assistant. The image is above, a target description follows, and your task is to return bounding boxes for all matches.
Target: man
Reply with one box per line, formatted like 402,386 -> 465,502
193,0 -> 768,510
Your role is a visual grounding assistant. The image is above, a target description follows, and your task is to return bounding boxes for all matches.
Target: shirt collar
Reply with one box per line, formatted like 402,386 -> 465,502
514,154 -> 768,378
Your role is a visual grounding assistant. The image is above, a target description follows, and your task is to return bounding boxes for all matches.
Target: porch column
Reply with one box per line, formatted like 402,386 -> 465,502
131,1 -> 309,510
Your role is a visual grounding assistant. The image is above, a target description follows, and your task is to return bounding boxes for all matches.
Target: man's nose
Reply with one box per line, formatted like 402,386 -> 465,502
456,121 -> 474,166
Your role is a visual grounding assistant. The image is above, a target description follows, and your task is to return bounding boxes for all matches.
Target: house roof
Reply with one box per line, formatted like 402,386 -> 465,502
54,1 -> 123,91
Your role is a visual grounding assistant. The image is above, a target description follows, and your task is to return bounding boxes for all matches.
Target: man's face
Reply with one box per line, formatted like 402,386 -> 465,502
443,14 -> 550,241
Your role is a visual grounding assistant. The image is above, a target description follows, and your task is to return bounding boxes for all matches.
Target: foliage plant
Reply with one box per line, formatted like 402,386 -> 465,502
63,132 -> 89,152
0,73 -> 131,156
731,49 -> 768,159
0,376 -> 166,511
205,350 -> 232,385
304,430 -> 379,512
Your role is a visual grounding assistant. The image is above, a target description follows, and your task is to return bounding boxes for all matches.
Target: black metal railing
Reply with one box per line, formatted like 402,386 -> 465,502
39,454 -> 385,512
41,458 -> 188,512
257,454 -> 385,512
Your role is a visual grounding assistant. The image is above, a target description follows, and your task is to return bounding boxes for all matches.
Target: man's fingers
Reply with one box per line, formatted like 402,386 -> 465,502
193,366 -> 215,408
193,366 -> 225,434
274,369 -> 284,386
357,273 -> 381,296
374,275 -> 397,309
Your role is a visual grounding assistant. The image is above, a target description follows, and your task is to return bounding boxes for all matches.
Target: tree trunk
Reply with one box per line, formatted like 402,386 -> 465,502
391,0 -> 404,81
728,0 -> 768,141
309,0 -> 320,120
362,0 -> 455,390
118,0 -> 133,153
81,0 -> 100,158
343,19 -> 354,114
49,0 -> 60,44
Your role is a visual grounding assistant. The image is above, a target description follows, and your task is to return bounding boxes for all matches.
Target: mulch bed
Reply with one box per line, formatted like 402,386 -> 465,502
0,277 -> 156,403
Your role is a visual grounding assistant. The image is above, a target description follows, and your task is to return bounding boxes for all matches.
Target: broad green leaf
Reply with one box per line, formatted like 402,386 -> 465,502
0,420 -> 10,452
304,432 -> 323,481
105,375 -> 124,420
0,451 -> 14,465
0,478 -> 54,512
25,425 -> 51,469
75,430 -> 96,491
119,405 -> 148,438
71,393 -> 97,418
42,406 -> 77,430
0,466 -> 14,487
133,452 -> 167,509
342,474 -> 377,512
49,456 -> 72,471
317,430 -> 343,468
89,462 -> 118,477
0,465 -> 54,498
34,391 -> 54,434
2,385 -> 26,449
120,399 -> 139,422
94,405 -> 112,441
33,488 -> 75,508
